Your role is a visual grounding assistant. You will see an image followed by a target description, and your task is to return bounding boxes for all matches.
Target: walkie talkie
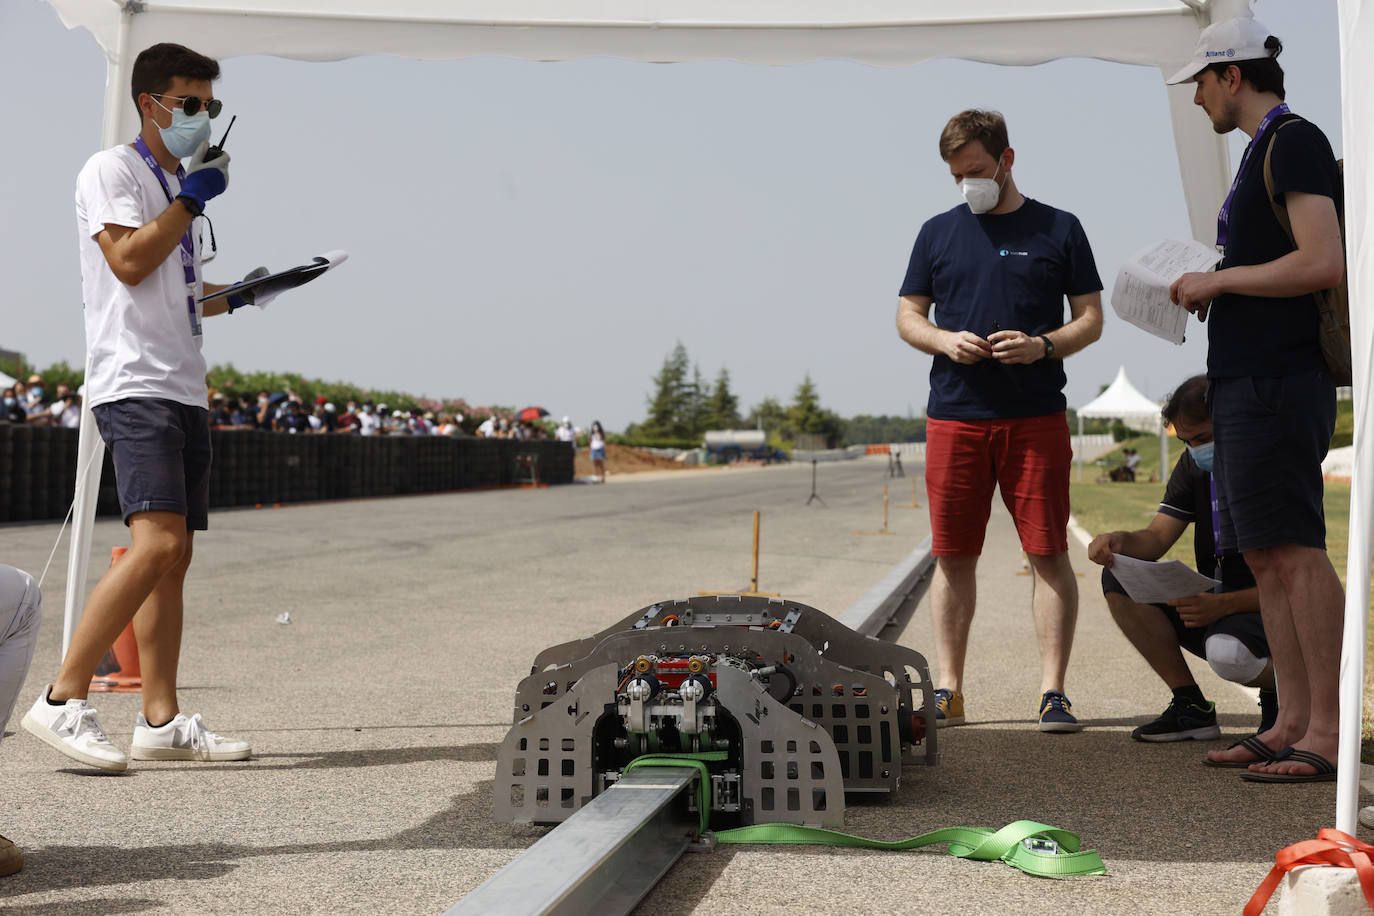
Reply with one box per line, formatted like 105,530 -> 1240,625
204,115 -> 236,163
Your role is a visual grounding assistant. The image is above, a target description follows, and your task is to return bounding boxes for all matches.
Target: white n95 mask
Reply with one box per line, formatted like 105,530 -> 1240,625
961,159 -> 1005,214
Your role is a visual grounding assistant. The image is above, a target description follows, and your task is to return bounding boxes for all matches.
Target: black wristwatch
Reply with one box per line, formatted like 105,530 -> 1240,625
1039,335 -> 1056,358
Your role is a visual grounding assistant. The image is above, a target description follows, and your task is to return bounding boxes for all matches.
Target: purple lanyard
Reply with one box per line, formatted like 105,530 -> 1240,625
1209,474 -> 1223,591
132,136 -> 202,338
1215,103 -> 1290,250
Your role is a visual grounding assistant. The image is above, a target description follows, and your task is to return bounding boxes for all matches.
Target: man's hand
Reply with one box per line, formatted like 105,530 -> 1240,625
1170,592 -> 1229,628
988,329 -> 1047,364
1087,531 -> 1127,567
176,139 -> 231,216
225,266 -> 270,314
1169,271 -> 1220,322
942,330 -> 993,365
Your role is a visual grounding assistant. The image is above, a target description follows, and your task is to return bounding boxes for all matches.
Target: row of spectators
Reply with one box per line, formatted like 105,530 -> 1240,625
4,375 -> 587,443
207,389 -> 577,440
2,376 -> 81,429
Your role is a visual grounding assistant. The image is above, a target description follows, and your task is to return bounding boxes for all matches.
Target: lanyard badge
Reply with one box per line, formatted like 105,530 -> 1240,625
132,136 -> 202,338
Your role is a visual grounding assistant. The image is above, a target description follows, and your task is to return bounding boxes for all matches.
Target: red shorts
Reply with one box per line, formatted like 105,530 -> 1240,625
924,413 -> 1071,557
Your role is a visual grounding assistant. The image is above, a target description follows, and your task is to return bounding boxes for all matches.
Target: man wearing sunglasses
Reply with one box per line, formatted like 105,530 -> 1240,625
22,43 -> 254,772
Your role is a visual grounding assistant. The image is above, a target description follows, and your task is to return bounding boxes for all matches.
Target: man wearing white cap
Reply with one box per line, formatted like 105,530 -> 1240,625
1167,13 -> 1345,782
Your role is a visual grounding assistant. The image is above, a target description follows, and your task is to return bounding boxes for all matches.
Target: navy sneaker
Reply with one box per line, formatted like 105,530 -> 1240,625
933,688 -> 966,727
1037,690 -> 1082,733
1130,698 -> 1220,742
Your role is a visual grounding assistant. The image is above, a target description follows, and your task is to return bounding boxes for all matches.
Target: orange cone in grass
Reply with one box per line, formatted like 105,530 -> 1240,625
89,546 -> 141,693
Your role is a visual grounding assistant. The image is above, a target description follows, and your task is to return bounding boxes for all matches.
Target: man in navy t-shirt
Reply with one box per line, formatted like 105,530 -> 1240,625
896,109 -> 1103,735
1167,14 -> 1345,782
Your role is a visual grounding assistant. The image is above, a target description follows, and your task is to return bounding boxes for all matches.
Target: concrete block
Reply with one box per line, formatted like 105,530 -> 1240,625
1278,865 -> 1374,915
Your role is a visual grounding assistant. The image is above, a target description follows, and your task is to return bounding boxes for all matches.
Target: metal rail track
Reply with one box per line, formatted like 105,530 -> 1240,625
445,536 -> 936,915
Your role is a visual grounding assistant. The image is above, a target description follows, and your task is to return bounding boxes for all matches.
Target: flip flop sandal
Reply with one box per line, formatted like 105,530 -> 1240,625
1240,747 -> 1338,783
1204,734 -> 1279,768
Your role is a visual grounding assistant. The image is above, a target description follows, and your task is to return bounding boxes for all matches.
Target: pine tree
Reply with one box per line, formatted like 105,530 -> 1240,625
703,368 -> 741,430
787,373 -> 845,446
641,342 -> 692,440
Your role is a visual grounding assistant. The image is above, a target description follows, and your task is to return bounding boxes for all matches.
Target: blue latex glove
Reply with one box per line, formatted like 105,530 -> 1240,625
176,139 -> 230,216
227,266 -> 270,313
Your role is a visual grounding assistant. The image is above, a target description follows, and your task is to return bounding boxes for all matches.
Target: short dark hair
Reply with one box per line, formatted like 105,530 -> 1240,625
130,43 -> 220,120
939,110 -> 1010,162
1205,35 -> 1285,100
1161,375 -> 1209,427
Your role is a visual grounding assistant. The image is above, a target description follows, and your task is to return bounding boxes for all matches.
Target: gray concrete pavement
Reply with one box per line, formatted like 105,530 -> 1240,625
0,457 -> 1359,914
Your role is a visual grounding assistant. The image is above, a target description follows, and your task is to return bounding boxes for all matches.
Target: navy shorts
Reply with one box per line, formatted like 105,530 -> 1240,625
1207,371 -> 1335,553
1101,567 -> 1269,661
92,398 -> 211,530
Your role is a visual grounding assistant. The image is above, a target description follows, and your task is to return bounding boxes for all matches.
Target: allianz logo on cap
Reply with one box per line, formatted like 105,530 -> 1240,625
1204,48 -> 1237,58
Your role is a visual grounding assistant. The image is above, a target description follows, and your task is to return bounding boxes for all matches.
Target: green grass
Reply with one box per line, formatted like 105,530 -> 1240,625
1071,433 -> 1370,757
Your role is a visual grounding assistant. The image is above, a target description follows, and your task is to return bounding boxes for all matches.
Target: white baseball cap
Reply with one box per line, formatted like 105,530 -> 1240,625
1166,13 -> 1276,85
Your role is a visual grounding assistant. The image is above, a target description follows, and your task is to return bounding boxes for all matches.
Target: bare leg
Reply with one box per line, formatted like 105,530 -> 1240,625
1026,551 -> 1077,695
931,555 -> 978,693
51,512 -> 188,703
1243,544 -> 1343,775
1104,591 -> 1195,690
134,533 -> 193,725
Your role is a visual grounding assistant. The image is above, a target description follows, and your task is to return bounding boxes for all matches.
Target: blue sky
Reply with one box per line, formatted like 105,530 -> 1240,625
0,0 -> 1342,430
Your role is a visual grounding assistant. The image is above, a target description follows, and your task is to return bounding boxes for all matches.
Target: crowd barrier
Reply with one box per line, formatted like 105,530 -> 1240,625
0,425 -> 575,523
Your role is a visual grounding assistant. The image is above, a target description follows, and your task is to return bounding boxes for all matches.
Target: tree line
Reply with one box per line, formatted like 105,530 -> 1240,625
624,342 -> 927,449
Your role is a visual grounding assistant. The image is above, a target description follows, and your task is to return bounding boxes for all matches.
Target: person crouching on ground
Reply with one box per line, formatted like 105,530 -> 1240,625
1088,375 -> 1276,747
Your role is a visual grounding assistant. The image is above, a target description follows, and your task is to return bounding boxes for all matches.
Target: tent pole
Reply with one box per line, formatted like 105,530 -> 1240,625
1334,0 -> 1369,839
1158,418 -> 1168,484
62,4 -> 135,658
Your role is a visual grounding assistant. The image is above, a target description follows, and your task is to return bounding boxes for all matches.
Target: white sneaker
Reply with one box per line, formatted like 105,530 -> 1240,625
21,686 -> 128,772
130,712 -> 251,761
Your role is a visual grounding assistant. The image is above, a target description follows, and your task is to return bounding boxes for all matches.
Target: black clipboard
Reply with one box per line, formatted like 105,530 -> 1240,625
199,250 -> 348,303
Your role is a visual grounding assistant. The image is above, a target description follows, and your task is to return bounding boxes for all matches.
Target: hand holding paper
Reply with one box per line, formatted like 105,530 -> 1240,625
204,249 -> 348,311
1108,554 -> 1221,605
1110,239 -> 1220,344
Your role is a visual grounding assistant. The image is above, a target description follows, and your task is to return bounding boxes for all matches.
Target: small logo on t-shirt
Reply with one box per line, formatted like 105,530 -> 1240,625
999,249 -> 1030,257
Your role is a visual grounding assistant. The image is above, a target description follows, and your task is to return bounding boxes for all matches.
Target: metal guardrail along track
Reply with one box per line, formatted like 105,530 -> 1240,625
447,536 -> 937,916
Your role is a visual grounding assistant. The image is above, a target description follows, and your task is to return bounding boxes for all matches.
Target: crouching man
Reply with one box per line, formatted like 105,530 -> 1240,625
1088,376 -> 1275,745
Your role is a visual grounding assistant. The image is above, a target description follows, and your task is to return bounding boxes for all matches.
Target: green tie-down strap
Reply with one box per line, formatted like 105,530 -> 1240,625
621,754 -> 1106,879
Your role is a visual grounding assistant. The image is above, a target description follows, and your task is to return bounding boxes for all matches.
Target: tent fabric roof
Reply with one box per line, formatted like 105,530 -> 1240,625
1076,366 -> 1162,423
51,0 -> 1208,68
43,0 -> 1237,244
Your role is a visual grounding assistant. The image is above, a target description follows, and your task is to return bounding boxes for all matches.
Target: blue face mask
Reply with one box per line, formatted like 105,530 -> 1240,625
155,101 -> 212,159
1188,441 -> 1215,472
3,398 -> 14,407
29,387 -> 43,401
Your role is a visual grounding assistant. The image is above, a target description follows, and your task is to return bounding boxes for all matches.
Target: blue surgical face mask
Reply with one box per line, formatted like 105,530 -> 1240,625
29,387 -> 43,401
1188,441 -> 1215,472
3,397 -> 14,407
155,99 -> 212,159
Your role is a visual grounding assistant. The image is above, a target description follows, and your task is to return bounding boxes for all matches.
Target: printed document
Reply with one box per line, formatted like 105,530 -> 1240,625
1108,554 -> 1220,605
1111,239 -> 1220,345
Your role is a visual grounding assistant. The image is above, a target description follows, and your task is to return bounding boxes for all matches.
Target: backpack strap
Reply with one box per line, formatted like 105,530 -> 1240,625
1261,116 -> 1302,247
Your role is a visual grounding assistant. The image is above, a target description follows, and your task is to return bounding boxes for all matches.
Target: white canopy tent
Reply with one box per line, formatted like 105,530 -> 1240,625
1074,365 -> 1166,482
44,0 -> 1374,839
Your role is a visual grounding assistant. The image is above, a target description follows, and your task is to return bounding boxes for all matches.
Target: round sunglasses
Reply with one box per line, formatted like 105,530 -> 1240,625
151,93 -> 223,119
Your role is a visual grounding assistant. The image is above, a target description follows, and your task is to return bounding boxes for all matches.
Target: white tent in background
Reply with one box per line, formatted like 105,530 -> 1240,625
0,369 -> 16,390
41,0 -> 1374,844
1074,366 -> 1166,483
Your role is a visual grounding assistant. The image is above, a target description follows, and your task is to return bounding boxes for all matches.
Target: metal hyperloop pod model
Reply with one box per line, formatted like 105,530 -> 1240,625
449,543 -> 937,915
495,592 -> 938,829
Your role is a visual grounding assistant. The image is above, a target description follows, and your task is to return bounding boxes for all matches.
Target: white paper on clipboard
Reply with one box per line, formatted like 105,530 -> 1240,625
200,249 -> 348,307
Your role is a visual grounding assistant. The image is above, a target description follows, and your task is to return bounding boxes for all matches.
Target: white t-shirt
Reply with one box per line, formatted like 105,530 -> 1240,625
75,143 -> 208,409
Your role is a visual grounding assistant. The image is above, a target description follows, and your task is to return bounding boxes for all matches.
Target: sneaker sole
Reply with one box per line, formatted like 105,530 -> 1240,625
129,746 -> 252,761
1038,720 -> 1083,733
935,716 -> 966,728
21,710 -> 128,772
1134,725 -> 1222,743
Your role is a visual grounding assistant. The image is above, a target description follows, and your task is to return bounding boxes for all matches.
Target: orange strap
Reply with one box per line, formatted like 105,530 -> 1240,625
1245,829 -> 1374,916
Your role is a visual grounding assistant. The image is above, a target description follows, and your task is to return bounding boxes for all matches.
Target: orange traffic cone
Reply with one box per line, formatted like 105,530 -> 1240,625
90,546 -> 141,693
